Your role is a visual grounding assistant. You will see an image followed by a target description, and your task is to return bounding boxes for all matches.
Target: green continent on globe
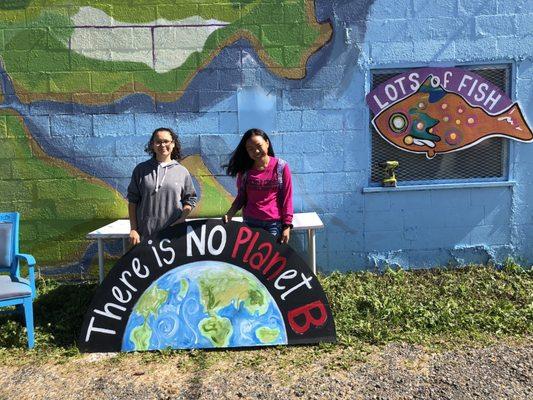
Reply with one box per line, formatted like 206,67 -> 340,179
198,316 -> 233,347
256,327 -> 281,344
178,278 -> 189,300
197,269 -> 269,316
134,284 -> 168,319
130,321 -> 152,351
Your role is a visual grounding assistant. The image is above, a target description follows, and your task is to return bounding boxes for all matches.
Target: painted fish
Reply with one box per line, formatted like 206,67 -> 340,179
372,76 -> 533,158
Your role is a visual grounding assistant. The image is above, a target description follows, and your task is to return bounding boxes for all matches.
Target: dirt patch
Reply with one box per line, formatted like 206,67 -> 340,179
1,339 -> 532,400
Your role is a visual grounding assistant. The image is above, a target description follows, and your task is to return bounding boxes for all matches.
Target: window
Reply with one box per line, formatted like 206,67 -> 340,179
370,65 -> 511,184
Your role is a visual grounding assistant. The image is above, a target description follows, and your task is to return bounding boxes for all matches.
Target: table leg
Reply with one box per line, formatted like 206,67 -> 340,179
97,238 -> 104,284
307,229 -> 316,275
122,238 -> 128,254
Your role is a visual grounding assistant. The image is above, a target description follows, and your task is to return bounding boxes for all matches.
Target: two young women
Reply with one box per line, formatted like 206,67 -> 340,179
127,127 -> 293,245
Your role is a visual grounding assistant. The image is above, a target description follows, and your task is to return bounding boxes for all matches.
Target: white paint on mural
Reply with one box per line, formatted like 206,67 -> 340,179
69,7 -> 229,73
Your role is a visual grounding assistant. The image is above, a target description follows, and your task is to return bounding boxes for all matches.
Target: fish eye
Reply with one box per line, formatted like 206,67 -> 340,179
389,113 -> 408,133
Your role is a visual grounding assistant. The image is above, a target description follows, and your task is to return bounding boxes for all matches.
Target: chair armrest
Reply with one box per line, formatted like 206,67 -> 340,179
16,253 -> 36,266
16,253 -> 36,298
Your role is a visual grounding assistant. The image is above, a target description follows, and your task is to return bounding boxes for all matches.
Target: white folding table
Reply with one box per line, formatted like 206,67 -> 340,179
87,212 -> 324,282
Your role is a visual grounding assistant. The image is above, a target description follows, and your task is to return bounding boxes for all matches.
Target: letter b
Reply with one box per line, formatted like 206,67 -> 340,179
287,300 -> 327,334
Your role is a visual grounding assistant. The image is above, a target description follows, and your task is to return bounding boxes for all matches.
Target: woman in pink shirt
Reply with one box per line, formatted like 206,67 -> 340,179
223,128 -> 293,243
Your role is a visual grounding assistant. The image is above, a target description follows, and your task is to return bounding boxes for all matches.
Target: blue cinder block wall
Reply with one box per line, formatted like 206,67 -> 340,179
0,0 -> 531,271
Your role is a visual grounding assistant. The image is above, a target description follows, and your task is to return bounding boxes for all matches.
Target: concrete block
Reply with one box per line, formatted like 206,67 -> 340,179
218,112 -> 239,134
71,137 -> 116,157
470,224 -> 510,245
276,110 -> 302,132
301,151 -> 340,173
413,0 -> 457,18
365,210 -> 404,232
497,37 -> 533,58
301,110 -> 344,131
292,173 -> 324,194
134,113 -> 177,135
282,89 -> 323,110
204,47 -> 241,70
199,91 -> 237,112
497,0 -> 533,14
369,0 -> 412,19
364,229 -> 406,252
412,39 -> 456,62
470,186 -> 512,206
475,15 -> 517,37
156,91 -> 199,113
302,66 -> 346,89
365,19 -> 408,42
429,188 -> 470,208
114,136 -> 147,157
93,114 -> 135,137
282,132 -> 322,153
364,192 -> 391,211
483,203 -> 512,225
242,68 -> 262,87
455,38 -> 498,60
177,112 -> 219,134
459,0 -> 497,15
200,135 -> 241,156
25,116 -> 51,138
407,17 -> 472,40
115,93 -> 156,114
370,42 -> 414,63
218,68 -> 242,90
51,114 -> 92,137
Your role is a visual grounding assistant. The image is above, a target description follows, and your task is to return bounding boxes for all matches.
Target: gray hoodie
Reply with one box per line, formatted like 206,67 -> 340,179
127,158 -> 198,238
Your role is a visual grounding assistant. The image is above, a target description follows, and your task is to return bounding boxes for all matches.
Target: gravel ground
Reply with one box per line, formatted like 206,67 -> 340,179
1,340 -> 531,400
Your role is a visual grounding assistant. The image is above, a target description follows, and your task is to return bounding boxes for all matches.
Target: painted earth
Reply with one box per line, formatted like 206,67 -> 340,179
122,261 -> 287,351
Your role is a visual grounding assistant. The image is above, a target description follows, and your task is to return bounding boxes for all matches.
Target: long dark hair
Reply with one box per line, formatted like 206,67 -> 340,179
225,128 -> 275,177
145,127 -> 182,160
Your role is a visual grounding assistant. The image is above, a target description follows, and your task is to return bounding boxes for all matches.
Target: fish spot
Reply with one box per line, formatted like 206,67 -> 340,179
418,102 -> 426,109
416,122 -> 425,130
457,107 -> 464,114
441,103 -> 448,110
455,119 -> 461,125
403,135 -> 414,145
443,116 -> 450,122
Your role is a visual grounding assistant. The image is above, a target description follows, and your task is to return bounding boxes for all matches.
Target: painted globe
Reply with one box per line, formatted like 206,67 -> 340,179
122,261 -> 287,351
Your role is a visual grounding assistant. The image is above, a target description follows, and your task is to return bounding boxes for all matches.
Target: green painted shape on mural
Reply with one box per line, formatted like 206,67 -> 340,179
130,321 -> 152,351
0,110 -> 128,265
0,0 -> 323,97
198,315 -> 233,347
180,155 -> 233,218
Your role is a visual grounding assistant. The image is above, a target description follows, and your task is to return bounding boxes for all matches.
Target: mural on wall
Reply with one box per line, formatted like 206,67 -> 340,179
367,67 -> 533,159
79,220 -> 336,352
0,0 -> 333,269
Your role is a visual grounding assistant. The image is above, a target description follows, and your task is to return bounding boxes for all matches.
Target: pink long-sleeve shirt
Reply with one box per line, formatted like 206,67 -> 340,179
232,157 -> 293,225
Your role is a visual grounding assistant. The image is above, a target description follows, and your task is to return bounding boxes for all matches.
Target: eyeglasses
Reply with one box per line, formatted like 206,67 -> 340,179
153,140 -> 174,146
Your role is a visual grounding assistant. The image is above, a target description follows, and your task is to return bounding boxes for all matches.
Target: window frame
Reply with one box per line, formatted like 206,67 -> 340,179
366,62 -> 515,190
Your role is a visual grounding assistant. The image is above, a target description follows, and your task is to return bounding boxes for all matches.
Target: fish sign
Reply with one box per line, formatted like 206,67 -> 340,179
79,220 -> 336,353
366,67 -> 533,159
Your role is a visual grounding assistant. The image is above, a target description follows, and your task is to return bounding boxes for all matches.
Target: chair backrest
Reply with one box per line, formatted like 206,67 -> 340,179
0,212 -> 19,275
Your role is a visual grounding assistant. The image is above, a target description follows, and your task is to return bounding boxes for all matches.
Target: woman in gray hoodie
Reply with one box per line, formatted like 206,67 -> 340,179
127,127 -> 198,245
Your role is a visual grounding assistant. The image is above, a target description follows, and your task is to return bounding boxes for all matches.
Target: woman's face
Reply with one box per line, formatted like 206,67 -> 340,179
245,135 -> 269,161
152,130 -> 175,160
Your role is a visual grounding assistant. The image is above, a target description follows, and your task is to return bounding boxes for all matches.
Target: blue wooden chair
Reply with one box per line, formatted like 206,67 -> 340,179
0,212 -> 36,349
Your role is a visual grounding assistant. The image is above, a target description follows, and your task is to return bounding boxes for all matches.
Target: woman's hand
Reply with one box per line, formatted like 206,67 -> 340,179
223,214 -> 232,223
129,229 -> 141,246
279,227 -> 290,244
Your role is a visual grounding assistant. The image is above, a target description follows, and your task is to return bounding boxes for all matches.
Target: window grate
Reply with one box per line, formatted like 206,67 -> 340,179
370,65 -> 510,184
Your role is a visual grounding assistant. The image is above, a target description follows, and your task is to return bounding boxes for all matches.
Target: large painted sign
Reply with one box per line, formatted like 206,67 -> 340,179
79,220 -> 336,352
366,67 -> 533,158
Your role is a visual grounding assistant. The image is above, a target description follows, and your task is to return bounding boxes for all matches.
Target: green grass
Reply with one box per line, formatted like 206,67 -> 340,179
0,264 -> 531,367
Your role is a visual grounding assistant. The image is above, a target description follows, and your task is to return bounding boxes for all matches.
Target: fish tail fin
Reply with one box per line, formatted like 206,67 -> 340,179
497,104 -> 533,141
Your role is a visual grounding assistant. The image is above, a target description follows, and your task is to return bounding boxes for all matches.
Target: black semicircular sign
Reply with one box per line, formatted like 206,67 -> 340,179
79,220 -> 336,352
